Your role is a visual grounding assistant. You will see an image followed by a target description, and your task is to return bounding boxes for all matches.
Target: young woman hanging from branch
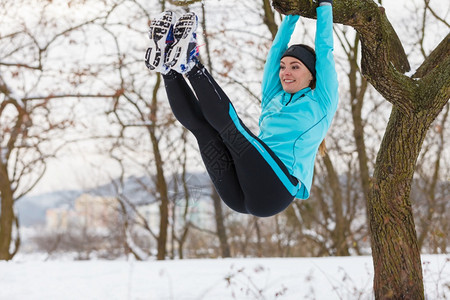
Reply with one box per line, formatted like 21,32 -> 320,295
144,0 -> 338,217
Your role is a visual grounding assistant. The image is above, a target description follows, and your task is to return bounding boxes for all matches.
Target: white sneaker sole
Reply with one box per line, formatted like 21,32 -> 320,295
166,12 -> 198,73
145,11 -> 176,71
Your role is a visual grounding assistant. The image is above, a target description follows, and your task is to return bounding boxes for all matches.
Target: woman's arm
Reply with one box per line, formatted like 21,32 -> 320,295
261,14 -> 299,108
314,3 -> 339,113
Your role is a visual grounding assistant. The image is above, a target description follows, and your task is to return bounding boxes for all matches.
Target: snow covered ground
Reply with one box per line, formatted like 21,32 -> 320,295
0,255 -> 448,300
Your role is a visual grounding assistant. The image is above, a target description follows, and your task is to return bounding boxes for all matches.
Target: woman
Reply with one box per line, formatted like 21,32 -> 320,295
144,0 -> 338,217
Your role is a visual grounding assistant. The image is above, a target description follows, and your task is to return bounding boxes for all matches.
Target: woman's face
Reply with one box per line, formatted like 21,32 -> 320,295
279,56 -> 313,94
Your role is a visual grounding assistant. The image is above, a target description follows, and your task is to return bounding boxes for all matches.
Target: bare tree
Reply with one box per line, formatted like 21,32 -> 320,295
0,0 -> 119,260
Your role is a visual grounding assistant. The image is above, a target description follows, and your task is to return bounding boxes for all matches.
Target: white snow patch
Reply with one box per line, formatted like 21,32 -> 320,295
0,255 -> 448,300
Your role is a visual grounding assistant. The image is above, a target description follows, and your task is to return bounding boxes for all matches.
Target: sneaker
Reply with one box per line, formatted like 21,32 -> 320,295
145,11 -> 177,74
165,12 -> 199,74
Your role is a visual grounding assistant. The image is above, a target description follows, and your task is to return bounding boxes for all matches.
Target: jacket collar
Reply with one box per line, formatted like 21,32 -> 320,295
282,87 -> 312,105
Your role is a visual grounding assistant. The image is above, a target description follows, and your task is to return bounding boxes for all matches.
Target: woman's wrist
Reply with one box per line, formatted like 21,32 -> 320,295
318,0 -> 332,6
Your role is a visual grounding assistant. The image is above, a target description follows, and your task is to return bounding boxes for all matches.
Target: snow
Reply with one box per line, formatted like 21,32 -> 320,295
0,255 -> 448,300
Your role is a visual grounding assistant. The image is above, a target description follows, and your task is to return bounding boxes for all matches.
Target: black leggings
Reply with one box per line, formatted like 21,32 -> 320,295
162,65 -> 299,217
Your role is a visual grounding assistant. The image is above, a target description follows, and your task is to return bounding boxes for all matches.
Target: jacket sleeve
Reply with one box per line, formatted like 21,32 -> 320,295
314,5 -> 339,115
261,14 -> 299,109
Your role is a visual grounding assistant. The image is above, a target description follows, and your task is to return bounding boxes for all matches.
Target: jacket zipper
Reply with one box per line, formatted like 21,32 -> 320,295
285,94 -> 294,106
285,93 -> 306,106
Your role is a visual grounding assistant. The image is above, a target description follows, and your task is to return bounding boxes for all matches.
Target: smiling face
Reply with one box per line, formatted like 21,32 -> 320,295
279,56 -> 313,94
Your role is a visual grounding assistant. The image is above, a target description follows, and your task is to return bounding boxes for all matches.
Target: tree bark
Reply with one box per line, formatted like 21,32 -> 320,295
0,86 -> 27,261
368,107 -> 426,299
211,186 -> 231,257
272,0 -> 450,298
0,165 -> 14,260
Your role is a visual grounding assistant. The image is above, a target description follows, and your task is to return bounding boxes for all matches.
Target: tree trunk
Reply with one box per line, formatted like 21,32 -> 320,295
254,217 -> 263,257
211,186 -> 231,257
368,107 -> 427,298
272,1 -> 450,298
0,165 -> 14,261
148,73 -> 169,260
177,143 -> 193,260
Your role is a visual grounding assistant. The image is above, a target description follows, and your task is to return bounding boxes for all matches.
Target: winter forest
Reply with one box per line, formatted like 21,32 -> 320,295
0,0 -> 449,299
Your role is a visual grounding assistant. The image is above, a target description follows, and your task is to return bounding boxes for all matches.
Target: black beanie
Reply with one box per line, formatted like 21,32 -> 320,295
281,44 -> 316,78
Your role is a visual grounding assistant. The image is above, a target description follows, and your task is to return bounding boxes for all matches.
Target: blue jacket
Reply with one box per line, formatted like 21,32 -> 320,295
258,6 -> 338,199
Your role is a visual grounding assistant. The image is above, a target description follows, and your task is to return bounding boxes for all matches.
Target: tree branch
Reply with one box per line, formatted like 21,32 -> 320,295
263,0 -> 278,40
418,50 -> 450,112
22,93 -> 118,101
425,0 -> 450,28
166,0 -> 203,6
413,33 -> 450,79
0,62 -> 42,70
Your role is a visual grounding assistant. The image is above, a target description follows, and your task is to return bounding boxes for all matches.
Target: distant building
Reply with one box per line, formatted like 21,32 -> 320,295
136,196 -> 215,234
45,190 -> 216,237
46,194 -> 119,231
74,194 -> 119,230
45,207 -> 73,230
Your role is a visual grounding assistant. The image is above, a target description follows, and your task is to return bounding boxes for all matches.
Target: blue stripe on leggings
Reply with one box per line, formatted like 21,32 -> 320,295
228,104 -> 300,196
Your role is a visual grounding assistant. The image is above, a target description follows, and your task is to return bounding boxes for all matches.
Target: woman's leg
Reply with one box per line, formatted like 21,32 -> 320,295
186,64 -> 299,217
162,71 -> 248,214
